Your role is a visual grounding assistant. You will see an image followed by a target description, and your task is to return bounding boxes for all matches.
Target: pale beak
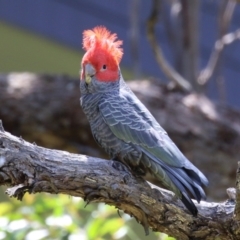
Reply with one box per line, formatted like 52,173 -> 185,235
84,64 -> 96,84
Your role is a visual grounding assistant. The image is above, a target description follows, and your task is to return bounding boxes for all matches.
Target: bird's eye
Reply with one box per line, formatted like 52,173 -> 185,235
102,65 -> 107,70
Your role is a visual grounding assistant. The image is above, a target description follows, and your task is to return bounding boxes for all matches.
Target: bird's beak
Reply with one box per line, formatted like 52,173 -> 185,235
84,64 -> 96,84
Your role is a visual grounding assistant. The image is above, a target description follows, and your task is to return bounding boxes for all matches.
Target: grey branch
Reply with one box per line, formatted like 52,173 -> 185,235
0,127 -> 239,239
197,0 -> 238,85
147,0 -> 192,92
234,162 -> 240,221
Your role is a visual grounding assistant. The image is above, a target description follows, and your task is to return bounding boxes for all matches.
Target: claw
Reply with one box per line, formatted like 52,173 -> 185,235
138,209 -> 149,236
85,191 -> 100,201
84,200 -> 91,208
111,160 -> 130,172
117,209 -> 122,218
83,186 -> 110,204
83,187 -> 99,202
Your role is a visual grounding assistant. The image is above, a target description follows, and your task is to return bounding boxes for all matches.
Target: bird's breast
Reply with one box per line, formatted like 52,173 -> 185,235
81,94 -> 122,155
81,93 -> 142,165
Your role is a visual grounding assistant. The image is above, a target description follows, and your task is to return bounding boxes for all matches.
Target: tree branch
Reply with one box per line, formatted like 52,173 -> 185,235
1,73 -> 240,201
0,128 -> 239,239
179,0 -> 201,91
147,0 -> 192,91
234,162 -> 240,221
197,0 -> 237,85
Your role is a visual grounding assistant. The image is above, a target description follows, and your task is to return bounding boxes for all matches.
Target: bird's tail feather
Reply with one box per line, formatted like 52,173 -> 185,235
164,166 -> 204,202
141,153 -> 206,215
181,192 -> 198,216
166,170 -> 199,215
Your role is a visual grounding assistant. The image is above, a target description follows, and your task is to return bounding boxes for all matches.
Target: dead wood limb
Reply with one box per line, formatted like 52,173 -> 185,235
0,129 -> 239,240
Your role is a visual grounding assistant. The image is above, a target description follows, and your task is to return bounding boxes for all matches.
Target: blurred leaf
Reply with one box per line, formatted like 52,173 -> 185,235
0,202 -> 12,215
0,190 -> 177,240
99,218 -> 124,237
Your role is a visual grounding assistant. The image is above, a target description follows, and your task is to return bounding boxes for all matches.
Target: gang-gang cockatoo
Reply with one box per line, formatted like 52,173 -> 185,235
80,26 -> 208,215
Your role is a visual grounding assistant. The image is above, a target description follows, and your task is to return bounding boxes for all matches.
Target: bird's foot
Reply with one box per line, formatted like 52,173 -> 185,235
110,159 -> 132,184
83,185 -> 110,207
111,160 -> 130,172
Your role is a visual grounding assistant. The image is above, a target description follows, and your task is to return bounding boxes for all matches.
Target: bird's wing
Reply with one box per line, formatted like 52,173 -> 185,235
99,93 -> 186,168
123,89 -> 208,186
99,90 -> 208,186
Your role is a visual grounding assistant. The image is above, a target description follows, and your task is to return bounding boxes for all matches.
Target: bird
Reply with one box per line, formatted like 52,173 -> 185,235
79,26 -> 208,215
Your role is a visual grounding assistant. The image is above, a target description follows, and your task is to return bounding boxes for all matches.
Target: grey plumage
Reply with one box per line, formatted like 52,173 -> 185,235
80,74 -> 208,215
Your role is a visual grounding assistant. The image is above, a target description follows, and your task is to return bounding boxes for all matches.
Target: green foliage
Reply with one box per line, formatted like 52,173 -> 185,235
0,189 -> 174,240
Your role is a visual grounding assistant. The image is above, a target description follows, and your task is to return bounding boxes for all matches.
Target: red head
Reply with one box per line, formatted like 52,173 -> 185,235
81,26 -> 123,82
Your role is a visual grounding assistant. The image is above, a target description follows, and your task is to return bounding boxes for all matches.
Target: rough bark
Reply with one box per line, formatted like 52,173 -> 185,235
0,73 -> 239,201
0,128 -> 239,240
